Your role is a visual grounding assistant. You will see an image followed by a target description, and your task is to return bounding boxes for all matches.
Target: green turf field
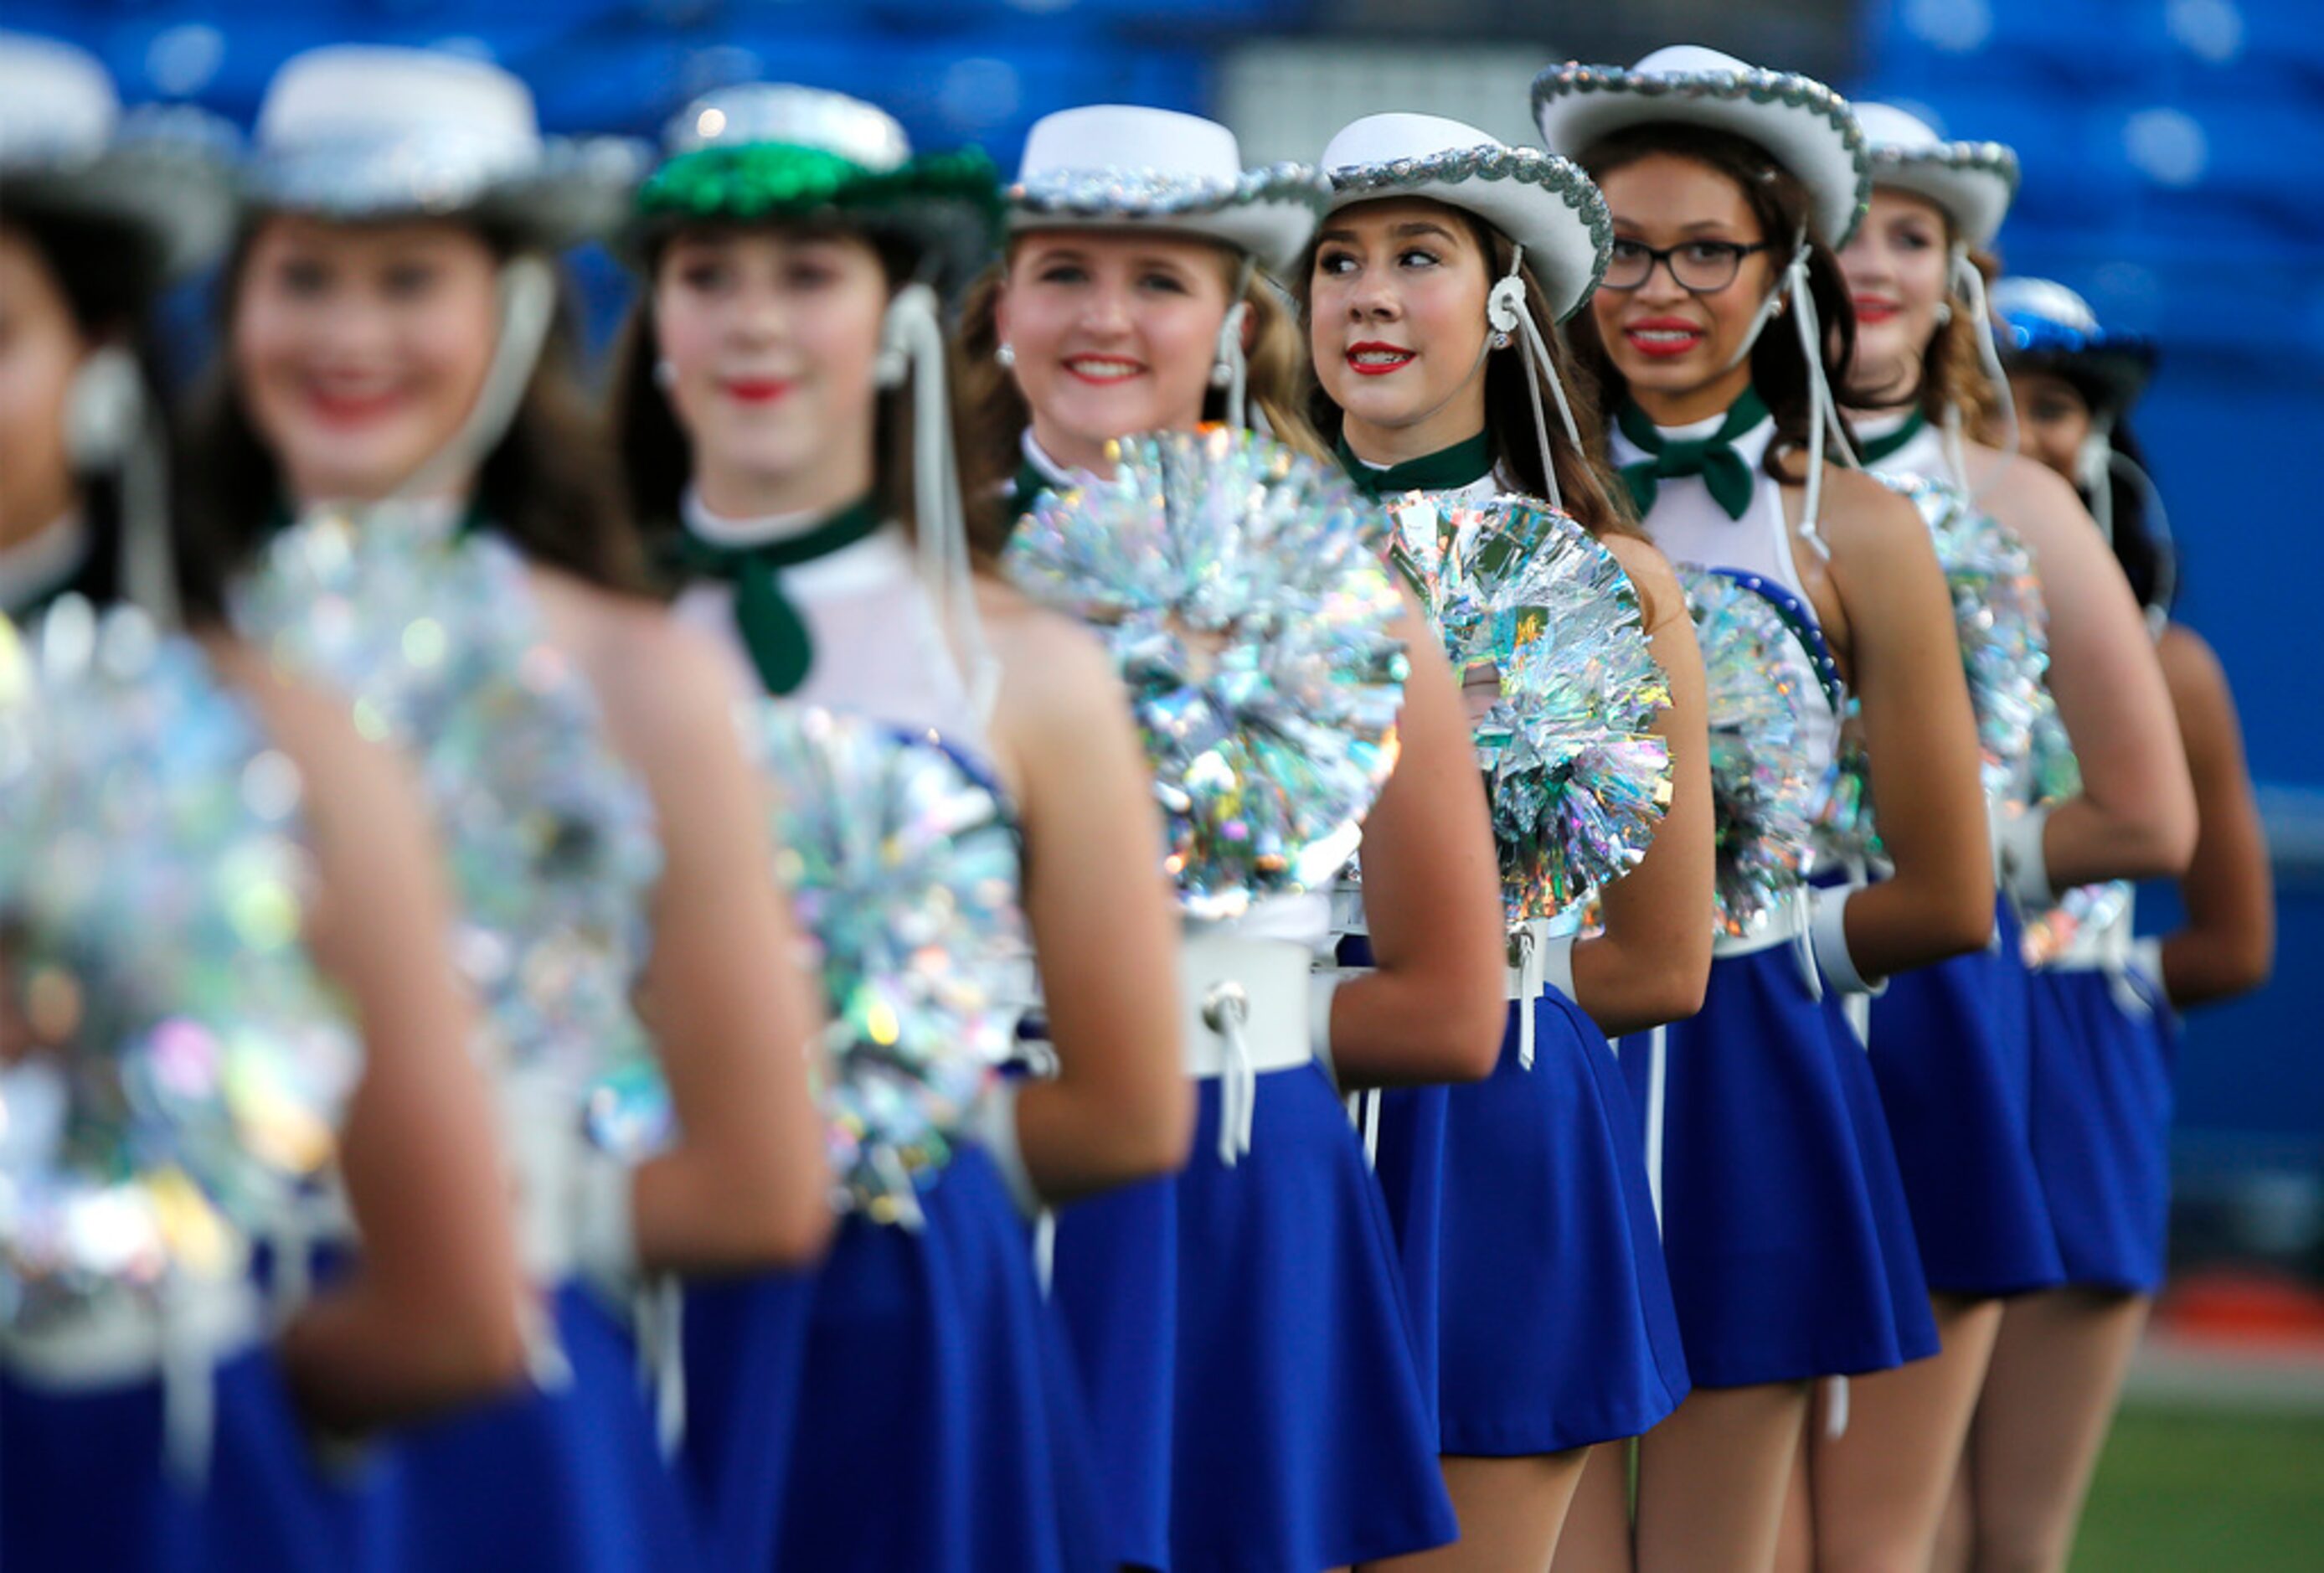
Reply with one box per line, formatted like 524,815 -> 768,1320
2072,1403 -> 2324,1570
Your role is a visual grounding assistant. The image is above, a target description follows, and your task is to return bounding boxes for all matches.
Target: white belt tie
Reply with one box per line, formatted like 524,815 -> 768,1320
1177,933 -> 1318,1166
1511,925 -> 1545,1070
1203,979 -> 1257,1168
2,1273 -> 265,1490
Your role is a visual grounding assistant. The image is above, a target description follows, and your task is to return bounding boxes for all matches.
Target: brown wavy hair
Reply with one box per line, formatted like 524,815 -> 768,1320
1569,123 -> 1860,488
179,219 -> 646,596
1289,202 -> 1638,542
954,235 -> 1326,559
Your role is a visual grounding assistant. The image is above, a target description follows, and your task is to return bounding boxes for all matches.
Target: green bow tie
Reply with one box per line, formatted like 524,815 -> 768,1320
1856,407 -> 1927,466
1336,431 -> 1496,501
1616,389 -> 1770,521
676,497 -> 882,696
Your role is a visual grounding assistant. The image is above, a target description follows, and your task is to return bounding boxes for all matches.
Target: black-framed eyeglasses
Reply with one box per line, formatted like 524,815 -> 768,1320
1602,239 -> 1774,294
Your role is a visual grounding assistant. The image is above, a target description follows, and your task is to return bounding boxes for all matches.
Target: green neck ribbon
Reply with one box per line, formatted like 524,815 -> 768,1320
1615,387 -> 1771,520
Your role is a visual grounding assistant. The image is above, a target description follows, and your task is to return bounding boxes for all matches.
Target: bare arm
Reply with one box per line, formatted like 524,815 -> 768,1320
218,646 -> 527,1433
595,616 -> 833,1274
1816,472 -> 1996,974
992,596 -> 1193,1199
1331,592 -> 1509,1088
1572,537 -> 1714,1036
2153,624 -> 2274,1008
1974,449 -> 2198,886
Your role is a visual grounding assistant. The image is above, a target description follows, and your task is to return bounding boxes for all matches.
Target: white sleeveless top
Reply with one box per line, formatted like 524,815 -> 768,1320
1610,408 -> 1841,777
672,493 -> 992,762
1853,410 -> 1957,489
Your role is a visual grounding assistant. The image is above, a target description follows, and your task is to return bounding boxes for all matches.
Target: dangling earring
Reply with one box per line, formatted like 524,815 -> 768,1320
995,342 -> 1017,369
653,358 -> 678,391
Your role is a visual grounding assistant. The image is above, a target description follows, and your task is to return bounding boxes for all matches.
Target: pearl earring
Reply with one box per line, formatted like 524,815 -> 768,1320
653,358 -> 678,390
995,342 -> 1017,369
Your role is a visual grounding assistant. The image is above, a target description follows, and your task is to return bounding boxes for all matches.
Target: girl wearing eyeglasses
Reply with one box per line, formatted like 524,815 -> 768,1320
1538,49 -> 1995,1572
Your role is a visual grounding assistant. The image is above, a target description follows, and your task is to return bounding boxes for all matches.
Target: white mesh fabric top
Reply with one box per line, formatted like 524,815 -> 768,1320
673,496 -> 993,764
1611,407 -> 1840,777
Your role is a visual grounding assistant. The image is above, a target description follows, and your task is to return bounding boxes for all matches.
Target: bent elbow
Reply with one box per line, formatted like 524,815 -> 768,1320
764,1184 -> 836,1266
1440,993 -> 1508,1082
430,1293 -> 530,1403
1136,1079 -> 1198,1177
1938,890 -> 1998,961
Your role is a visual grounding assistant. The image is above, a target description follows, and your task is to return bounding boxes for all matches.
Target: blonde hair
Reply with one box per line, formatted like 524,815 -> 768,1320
955,233 -> 1326,556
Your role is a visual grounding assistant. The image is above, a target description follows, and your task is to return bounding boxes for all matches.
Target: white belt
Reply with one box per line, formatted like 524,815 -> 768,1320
1712,888 -> 1811,960
2036,902 -> 2154,1016
1178,931 -> 1317,1167
3,1273 -> 265,1488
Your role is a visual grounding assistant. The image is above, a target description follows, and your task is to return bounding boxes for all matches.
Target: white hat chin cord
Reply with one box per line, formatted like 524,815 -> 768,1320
1211,257 -> 1258,431
880,280 -> 1000,723
1487,244 -> 1583,513
1771,237 -> 1851,562
2077,415 -> 2117,544
66,345 -> 179,631
2105,444 -> 2176,639
1944,248 -> 2020,505
384,254 -> 559,513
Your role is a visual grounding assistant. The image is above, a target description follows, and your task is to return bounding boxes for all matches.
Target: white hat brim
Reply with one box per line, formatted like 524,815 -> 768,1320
3,115 -> 235,283
241,135 -> 646,251
1007,165 -> 1327,276
1869,144 -> 2017,250
1325,146 -> 1609,322
1533,61 -> 1869,249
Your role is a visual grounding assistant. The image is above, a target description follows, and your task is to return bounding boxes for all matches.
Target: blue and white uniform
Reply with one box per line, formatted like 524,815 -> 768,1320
1612,403 -> 1939,1385
1347,441 -> 1691,1455
1016,428 -> 1455,1570
1852,410 -> 2068,1297
670,495 -> 1105,1573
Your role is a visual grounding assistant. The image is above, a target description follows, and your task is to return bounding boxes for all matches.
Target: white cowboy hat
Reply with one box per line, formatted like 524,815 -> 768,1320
243,45 -> 643,250
1007,105 -> 1327,276
1319,113 -> 1610,323
0,31 -> 234,283
1855,102 -> 2018,250
1532,44 -> 1869,249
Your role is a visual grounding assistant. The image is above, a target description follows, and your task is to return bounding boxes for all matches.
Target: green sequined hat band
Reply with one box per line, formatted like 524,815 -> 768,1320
635,142 -> 1002,233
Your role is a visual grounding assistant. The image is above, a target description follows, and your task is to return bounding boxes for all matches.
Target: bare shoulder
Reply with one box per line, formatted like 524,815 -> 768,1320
974,577 -> 1128,726
1818,465 -> 1937,566
1966,444 -> 2090,543
1599,531 -> 1685,629
2157,621 -> 2230,709
528,567 -> 749,756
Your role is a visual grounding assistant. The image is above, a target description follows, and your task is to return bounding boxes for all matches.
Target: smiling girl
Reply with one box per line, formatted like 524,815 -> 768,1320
610,85 -> 1190,1570
184,46 -> 836,1570
0,33 -> 528,1572
1537,46 -> 1998,1572
957,104 -> 1507,1570
1791,106 -> 2199,1571
1298,112 -> 1712,1571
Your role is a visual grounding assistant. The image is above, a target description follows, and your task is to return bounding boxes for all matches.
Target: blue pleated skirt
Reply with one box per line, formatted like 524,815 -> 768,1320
2026,966 -> 2177,1293
1368,1082 -> 1447,1432
1048,1174 -> 1179,1570
1409,990 -> 1693,1455
1867,900 -> 2067,1297
1621,944 -> 1939,1387
1165,1063 -> 1456,1571
749,1144 -> 1105,1572
678,1267 -> 814,1571
1,1339 -> 400,1573
397,1282 -> 697,1573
